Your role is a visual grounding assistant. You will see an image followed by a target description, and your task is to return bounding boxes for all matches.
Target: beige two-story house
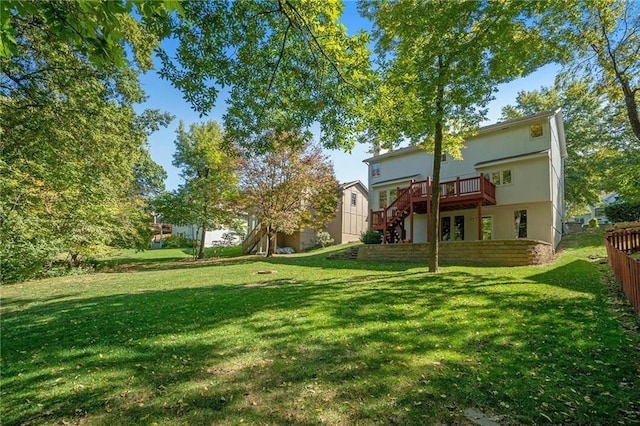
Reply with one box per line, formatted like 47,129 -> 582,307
364,108 -> 567,249
326,180 -> 369,244
243,180 -> 369,253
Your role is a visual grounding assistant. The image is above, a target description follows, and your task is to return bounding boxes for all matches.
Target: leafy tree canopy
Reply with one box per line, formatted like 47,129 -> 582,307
0,3 -> 172,283
152,121 -> 240,259
239,133 -> 339,256
552,0 -> 640,142
1,0 -> 179,71
158,0 -> 370,152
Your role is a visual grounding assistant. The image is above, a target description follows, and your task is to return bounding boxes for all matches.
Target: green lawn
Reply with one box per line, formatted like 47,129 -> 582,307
96,245 -> 244,267
2,231 -> 639,425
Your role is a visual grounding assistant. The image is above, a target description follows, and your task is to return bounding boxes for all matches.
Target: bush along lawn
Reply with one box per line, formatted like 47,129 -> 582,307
1,232 -> 639,425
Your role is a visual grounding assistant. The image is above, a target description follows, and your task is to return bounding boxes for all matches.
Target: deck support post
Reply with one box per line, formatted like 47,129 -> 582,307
477,201 -> 483,241
410,198 -> 414,243
426,177 -> 432,242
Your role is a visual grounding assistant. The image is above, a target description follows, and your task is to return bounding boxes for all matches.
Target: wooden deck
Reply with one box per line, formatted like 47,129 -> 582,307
370,175 -> 496,243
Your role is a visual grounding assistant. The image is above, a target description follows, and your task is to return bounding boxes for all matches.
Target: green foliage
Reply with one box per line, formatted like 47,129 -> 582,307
554,0 -> 640,142
0,10 -> 171,283
315,231 -> 334,248
153,121 -> 239,259
162,235 -> 194,249
0,0 -> 178,71
158,0 -> 370,152
588,217 -> 599,228
604,201 -> 640,223
360,230 -> 382,245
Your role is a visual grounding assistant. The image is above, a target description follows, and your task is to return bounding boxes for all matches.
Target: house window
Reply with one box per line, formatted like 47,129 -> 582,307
530,124 -> 543,138
482,216 -> 492,240
379,191 -> 388,209
492,172 -> 501,185
454,215 -> 465,241
441,217 -> 451,241
491,170 -> 512,186
371,163 -> 381,177
514,210 -> 527,238
502,170 -> 512,184
390,188 -> 397,202
351,192 -> 357,206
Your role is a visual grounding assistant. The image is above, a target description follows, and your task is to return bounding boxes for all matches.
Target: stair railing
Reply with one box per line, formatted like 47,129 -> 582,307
242,223 -> 266,254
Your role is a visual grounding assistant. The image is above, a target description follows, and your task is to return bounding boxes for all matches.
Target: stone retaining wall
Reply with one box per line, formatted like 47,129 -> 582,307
357,240 -> 554,267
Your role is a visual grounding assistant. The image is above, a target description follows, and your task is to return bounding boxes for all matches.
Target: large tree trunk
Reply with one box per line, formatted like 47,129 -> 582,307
428,119 -> 443,273
198,223 -> 206,259
621,81 -> 640,143
265,227 -> 275,257
428,60 -> 445,273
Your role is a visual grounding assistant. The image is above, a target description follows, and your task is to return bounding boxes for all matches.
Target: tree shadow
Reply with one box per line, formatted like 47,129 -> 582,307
2,258 -> 638,424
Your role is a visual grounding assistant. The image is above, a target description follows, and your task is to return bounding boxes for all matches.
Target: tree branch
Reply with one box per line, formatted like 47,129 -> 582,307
282,0 -> 349,85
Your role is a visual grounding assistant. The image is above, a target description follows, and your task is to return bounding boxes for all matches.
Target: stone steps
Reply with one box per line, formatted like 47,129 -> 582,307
327,246 -> 361,260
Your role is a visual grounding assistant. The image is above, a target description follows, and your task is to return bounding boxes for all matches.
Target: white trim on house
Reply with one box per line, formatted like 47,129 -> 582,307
371,174 -> 421,187
474,150 -> 549,169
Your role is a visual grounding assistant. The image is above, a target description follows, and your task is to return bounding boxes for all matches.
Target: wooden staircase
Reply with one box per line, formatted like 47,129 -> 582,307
382,185 -> 412,243
370,175 -> 497,244
242,224 -> 267,254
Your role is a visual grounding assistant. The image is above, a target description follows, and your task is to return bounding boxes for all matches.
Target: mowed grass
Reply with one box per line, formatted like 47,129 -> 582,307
96,245 -> 244,267
2,231 -> 639,425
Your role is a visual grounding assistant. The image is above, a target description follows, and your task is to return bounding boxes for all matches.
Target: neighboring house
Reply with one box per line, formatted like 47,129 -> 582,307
569,193 -> 619,226
243,181 -> 370,253
326,180 -> 369,244
364,108 -> 567,249
172,218 -> 247,248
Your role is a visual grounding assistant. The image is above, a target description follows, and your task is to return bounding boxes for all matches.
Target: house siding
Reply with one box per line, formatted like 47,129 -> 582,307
326,182 -> 369,244
246,181 -> 369,252
364,109 -> 566,249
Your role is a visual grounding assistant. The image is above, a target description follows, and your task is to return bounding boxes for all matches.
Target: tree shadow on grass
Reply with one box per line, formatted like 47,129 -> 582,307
2,260 -> 638,425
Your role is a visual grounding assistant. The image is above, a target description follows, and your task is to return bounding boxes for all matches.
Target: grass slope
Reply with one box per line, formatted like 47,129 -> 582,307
1,231 -> 638,425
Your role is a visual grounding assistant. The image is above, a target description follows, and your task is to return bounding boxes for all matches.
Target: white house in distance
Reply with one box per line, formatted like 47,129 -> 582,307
363,108 -> 567,250
173,220 -> 246,247
569,193 -> 619,226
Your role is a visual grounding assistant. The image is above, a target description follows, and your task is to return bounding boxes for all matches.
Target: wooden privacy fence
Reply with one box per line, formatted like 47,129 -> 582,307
605,228 -> 640,313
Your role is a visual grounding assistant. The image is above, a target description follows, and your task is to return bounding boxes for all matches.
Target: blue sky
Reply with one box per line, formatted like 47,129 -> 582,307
136,2 -> 560,191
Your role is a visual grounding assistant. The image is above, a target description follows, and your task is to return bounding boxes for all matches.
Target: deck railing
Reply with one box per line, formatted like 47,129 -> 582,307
440,175 -> 495,201
370,174 -> 496,240
384,185 -> 412,223
373,175 -> 494,221
605,228 -> 640,313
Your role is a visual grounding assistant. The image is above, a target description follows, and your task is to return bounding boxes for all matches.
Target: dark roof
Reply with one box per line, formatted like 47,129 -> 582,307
371,174 -> 421,186
340,180 -> 368,194
474,150 -> 549,168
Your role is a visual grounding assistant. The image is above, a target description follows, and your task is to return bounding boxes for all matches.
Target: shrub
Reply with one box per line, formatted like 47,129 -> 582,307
162,235 -> 193,248
604,201 -> 640,223
360,230 -> 382,244
315,231 -> 334,247
588,218 -> 599,228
